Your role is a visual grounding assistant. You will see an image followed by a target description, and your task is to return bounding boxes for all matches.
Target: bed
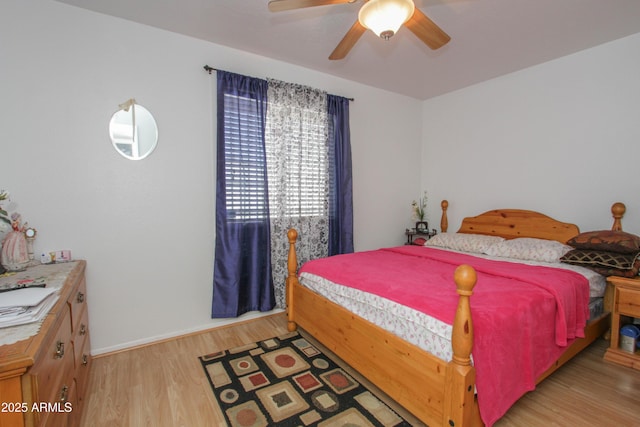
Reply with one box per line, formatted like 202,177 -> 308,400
285,201 -> 623,427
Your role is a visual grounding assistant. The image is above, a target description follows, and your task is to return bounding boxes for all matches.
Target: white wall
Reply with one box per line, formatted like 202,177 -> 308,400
422,33 -> 640,236
1,0 -> 422,353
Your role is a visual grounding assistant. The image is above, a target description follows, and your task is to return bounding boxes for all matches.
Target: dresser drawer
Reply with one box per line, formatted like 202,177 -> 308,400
35,378 -> 75,427
72,307 -> 90,366
74,331 -> 92,412
69,277 -> 88,333
28,310 -> 73,404
73,307 -> 92,393
617,286 -> 640,317
67,380 -> 83,427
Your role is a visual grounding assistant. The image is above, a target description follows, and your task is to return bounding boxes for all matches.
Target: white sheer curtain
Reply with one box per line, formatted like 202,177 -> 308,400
265,79 -> 330,308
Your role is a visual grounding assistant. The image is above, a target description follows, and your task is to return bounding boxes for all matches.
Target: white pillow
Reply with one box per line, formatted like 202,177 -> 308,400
484,238 -> 573,263
425,233 -> 505,254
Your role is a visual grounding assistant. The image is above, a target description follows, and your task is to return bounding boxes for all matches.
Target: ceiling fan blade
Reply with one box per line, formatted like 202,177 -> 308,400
329,20 -> 366,60
268,0 -> 354,12
405,8 -> 451,50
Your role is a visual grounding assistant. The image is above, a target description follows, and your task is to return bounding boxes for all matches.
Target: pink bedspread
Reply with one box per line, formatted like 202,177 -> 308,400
299,245 -> 590,426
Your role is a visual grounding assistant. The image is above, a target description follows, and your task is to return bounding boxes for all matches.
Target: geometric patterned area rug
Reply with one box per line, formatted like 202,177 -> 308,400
199,331 -> 413,426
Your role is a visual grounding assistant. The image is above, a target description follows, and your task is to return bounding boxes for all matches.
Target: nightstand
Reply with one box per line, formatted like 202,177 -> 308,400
405,229 -> 436,245
604,275 -> 640,370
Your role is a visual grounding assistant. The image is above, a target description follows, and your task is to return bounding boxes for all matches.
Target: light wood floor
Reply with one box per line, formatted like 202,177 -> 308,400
80,313 -> 640,427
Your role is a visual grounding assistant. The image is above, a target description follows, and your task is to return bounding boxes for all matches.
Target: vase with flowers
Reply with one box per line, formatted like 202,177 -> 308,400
411,191 -> 428,232
0,191 -> 30,272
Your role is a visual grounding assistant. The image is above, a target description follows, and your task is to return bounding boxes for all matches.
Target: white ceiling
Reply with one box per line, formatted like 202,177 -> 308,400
55,0 -> 640,100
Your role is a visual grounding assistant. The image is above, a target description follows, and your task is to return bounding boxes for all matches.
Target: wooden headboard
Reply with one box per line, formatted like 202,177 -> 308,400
439,200 -> 626,244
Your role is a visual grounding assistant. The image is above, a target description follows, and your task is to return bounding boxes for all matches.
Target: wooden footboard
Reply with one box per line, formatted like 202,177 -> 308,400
286,229 -> 481,427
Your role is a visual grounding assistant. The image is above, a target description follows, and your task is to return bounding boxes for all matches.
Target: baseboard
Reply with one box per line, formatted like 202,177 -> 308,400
91,308 -> 285,357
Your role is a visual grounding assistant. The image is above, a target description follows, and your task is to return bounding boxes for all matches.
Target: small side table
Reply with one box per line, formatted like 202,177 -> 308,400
604,275 -> 640,370
405,229 -> 437,245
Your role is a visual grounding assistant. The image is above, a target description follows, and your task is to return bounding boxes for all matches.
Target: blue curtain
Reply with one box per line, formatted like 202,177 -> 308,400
211,71 -> 275,318
327,95 -> 354,255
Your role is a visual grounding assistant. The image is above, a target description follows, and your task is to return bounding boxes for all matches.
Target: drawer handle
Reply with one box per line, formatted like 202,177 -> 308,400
54,341 -> 65,359
82,354 -> 89,366
59,385 -> 69,403
80,323 -> 87,335
76,291 -> 85,304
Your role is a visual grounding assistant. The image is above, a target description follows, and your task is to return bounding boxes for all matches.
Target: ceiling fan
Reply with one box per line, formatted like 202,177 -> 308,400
268,0 -> 451,60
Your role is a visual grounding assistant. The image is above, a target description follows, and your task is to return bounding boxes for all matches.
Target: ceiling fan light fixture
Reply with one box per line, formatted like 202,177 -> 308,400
358,0 -> 415,40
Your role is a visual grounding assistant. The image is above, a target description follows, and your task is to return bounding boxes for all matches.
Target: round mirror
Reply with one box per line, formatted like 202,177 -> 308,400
109,103 -> 158,160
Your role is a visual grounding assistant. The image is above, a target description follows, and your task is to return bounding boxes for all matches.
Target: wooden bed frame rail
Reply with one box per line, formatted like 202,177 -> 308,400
285,201 -> 624,426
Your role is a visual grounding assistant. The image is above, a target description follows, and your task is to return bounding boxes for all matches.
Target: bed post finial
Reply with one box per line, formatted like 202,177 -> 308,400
441,200 -> 449,233
611,202 -> 626,231
444,264 -> 476,426
286,229 -> 299,332
452,264 -> 475,366
287,228 -> 298,246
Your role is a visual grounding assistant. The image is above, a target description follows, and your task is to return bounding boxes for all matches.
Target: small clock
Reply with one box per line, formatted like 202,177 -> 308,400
25,227 -> 37,239
24,227 -> 37,261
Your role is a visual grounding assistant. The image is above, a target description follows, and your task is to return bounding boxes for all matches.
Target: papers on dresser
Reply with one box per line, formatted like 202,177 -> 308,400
0,287 -> 58,328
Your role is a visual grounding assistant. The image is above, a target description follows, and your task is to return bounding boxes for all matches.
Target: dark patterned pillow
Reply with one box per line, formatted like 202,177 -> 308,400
566,230 -> 640,254
561,249 -> 640,269
560,249 -> 640,277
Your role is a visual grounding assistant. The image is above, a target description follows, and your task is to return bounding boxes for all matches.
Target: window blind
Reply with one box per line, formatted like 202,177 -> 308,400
223,93 -> 269,220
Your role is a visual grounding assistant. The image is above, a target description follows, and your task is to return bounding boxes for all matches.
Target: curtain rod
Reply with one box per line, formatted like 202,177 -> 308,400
203,65 -> 354,102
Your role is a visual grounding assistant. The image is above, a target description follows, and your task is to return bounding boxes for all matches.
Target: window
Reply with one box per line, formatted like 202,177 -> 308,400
223,95 -> 328,220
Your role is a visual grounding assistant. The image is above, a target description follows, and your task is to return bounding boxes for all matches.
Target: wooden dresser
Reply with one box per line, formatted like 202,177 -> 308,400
0,260 -> 91,427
